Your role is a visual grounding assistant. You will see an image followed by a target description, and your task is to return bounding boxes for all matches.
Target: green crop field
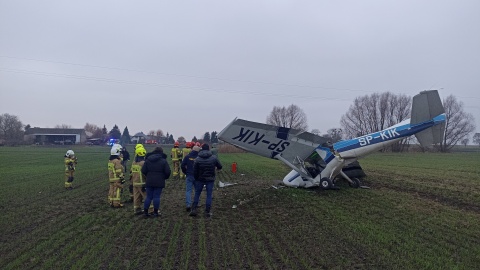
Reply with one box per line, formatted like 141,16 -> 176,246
0,146 -> 479,269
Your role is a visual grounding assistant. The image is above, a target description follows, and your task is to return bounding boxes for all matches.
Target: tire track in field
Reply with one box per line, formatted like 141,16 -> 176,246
366,171 -> 480,214
95,210 -> 144,270
208,218 -> 232,269
178,220 -> 194,270
202,214 -> 246,268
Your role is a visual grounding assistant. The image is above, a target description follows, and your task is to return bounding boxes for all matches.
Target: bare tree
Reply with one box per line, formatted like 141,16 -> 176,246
0,113 -> 24,143
55,124 -> 72,129
177,136 -> 186,144
326,128 -> 343,142
340,92 -> 411,152
266,104 -> 308,131
461,138 -> 469,147
440,95 -> 476,152
84,123 -> 103,138
311,129 -> 321,136
154,129 -> 164,143
341,92 -> 411,138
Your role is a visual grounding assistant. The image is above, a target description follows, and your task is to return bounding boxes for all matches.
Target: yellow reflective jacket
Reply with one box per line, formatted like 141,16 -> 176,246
182,148 -> 191,159
65,157 -> 77,172
108,158 -> 124,182
130,160 -> 145,187
171,147 -> 182,160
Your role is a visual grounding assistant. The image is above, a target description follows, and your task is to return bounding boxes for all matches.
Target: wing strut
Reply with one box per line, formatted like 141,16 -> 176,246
274,154 -> 315,181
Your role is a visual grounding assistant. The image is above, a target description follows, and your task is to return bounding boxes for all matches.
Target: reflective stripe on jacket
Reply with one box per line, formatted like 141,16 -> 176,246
108,159 -> 124,182
131,161 -> 145,186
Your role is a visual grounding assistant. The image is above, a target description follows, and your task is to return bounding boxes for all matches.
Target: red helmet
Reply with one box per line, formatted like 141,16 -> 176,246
186,142 -> 193,148
174,141 -> 180,147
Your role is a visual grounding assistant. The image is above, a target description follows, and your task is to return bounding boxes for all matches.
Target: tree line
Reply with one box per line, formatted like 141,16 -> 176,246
1,91 -> 477,150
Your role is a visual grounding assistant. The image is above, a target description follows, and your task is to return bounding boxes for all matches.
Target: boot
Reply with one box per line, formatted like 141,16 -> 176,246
189,205 -> 198,217
144,208 -> 150,218
205,207 -> 212,218
153,208 -> 160,217
134,207 -> 143,215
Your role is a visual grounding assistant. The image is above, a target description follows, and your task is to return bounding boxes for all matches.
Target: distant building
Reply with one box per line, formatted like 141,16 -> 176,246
131,132 -> 147,144
24,128 -> 87,145
131,132 -> 166,144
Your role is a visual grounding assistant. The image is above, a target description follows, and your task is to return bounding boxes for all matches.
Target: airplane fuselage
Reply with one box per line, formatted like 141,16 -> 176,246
333,113 -> 446,159
284,113 -> 446,188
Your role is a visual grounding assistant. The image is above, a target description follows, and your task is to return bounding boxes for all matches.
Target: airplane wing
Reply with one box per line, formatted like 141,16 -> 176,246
218,118 -> 328,164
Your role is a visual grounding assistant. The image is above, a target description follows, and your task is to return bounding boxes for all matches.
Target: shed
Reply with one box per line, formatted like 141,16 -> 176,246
24,128 -> 87,145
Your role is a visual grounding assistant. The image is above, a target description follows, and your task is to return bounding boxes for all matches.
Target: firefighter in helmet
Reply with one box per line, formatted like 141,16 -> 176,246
171,141 -> 183,178
134,143 -> 144,154
108,144 -> 125,207
130,146 -> 148,215
64,150 -> 77,189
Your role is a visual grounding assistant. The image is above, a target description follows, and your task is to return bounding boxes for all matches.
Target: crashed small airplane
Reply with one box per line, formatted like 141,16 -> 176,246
218,90 -> 446,189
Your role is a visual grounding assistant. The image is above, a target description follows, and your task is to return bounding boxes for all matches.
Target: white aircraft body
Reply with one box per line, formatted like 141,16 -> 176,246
218,90 -> 446,189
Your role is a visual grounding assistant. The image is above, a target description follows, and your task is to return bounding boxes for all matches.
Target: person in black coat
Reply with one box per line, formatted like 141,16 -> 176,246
181,145 -> 200,212
141,147 -> 171,217
190,144 -> 222,218
121,147 -> 130,173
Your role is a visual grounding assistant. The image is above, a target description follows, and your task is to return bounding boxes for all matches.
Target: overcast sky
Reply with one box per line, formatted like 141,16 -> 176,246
1,0 -> 479,141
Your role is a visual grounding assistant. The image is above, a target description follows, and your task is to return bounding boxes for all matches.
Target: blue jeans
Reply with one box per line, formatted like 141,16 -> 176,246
193,181 -> 214,210
185,175 -> 196,207
144,186 -> 163,210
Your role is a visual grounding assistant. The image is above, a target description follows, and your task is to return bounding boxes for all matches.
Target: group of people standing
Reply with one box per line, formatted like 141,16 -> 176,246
106,141 -> 222,218
181,143 -> 222,217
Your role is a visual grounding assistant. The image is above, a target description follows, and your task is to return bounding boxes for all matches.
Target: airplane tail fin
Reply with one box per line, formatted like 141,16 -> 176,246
410,90 -> 445,147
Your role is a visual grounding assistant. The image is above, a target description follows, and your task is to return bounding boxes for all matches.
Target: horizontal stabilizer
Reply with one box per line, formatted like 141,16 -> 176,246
411,90 -> 445,147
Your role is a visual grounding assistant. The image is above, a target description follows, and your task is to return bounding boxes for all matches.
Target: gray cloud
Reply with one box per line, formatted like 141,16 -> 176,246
1,0 -> 478,140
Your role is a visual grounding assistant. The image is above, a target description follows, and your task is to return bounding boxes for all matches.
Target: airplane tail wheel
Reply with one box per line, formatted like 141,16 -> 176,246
320,177 -> 333,190
348,177 -> 361,188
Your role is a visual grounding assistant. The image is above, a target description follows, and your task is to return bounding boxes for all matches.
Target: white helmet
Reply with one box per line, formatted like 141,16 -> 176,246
66,150 -> 74,157
110,144 -> 121,155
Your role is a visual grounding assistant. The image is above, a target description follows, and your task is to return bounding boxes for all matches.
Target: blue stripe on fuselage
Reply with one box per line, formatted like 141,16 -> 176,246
333,114 -> 445,153
287,172 -> 300,182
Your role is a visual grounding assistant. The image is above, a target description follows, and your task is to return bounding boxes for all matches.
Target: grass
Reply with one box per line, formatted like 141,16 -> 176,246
0,146 -> 479,269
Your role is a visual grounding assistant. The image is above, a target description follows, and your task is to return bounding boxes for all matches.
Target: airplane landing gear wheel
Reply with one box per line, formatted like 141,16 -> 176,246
348,177 -> 361,188
320,177 -> 333,190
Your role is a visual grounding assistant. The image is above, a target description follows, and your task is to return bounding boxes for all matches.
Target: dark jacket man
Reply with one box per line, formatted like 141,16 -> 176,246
141,149 -> 171,188
194,147 -> 222,182
181,147 -> 199,176
121,148 -> 130,161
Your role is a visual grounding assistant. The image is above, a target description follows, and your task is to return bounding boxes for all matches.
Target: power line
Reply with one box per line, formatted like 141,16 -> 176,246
1,55 -> 479,101
0,55 -> 377,93
0,67 -> 354,102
